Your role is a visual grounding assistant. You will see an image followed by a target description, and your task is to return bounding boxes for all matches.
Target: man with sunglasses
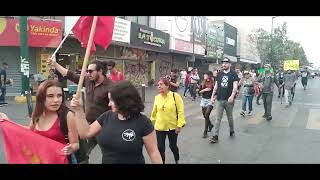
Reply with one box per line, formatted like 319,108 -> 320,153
209,57 -> 239,143
48,57 -> 112,163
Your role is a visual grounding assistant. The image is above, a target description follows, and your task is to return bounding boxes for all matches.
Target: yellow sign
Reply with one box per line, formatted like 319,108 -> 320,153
284,60 -> 299,71
40,54 -> 50,78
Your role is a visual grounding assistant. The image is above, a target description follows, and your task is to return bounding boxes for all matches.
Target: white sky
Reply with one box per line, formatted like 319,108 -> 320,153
208,16 -> 320,68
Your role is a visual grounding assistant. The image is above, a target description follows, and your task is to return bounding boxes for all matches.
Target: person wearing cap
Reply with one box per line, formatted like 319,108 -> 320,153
256,64 -> 280,121
198,71 -> 215,138
209,57 -> 239,143
238,71 -> 255,117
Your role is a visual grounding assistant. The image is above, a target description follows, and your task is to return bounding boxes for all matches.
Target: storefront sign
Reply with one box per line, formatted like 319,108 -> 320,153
174,39 -> 193,53
112,17 -> 130,43
0,17 -> 62,48
130,22 -> 169,52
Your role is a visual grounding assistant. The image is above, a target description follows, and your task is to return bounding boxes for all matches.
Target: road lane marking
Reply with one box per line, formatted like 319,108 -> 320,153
306,109 -> 320,130
271,106 -> 298,128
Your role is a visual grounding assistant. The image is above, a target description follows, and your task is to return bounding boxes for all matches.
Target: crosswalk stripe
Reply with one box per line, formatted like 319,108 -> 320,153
271,106 -> 298,128
306,109 -> 320,130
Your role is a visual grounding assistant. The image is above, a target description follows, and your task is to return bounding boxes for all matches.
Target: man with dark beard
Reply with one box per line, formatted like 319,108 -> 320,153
256,64 -> 280,121
48,57 -> 112,163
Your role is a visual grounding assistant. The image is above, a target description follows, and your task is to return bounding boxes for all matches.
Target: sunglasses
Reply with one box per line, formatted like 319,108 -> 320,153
86,69 -> 96,74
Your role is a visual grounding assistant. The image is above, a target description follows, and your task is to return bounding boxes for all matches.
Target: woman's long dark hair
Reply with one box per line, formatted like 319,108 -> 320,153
201,71 -> 214,89
32,80 -> 68,125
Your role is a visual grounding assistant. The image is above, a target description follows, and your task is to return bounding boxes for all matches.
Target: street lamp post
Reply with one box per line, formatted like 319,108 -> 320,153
270,16 -> 277,66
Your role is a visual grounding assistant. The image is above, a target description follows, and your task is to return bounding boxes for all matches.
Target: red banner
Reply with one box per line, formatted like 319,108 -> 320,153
0,17 -> 62,48
0,120 -> 68,164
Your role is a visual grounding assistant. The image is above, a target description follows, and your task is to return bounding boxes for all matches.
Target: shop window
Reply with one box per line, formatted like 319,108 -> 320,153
126,16 -> 149,26
126,16 -> 138,23
137,16 -> 149,26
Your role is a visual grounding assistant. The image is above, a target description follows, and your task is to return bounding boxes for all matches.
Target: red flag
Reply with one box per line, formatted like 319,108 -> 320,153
0,120 -> 68,164
72,16 -> 115,54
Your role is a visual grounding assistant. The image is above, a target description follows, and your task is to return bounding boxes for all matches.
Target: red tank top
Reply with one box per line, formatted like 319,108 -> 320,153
33,117 -> 66,145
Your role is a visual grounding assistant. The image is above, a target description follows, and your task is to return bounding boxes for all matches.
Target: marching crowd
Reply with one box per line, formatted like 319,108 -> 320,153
0,56 -> 310,164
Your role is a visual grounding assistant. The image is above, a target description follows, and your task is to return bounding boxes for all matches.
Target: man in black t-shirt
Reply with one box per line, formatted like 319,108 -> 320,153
209,58 -> 239,143
0,62 -> 8,105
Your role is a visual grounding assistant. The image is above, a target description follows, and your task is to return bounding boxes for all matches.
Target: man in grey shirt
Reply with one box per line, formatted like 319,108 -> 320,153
283,70 -> 297,107
256,64 -> 280,121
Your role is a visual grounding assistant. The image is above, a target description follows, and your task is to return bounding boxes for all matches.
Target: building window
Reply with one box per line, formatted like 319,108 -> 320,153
126,16 -> 149,26
126,16 -> 138,23
137,16 -> 149,26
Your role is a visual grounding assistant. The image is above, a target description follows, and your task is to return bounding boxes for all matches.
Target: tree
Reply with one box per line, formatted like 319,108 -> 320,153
250,22 -> 309,69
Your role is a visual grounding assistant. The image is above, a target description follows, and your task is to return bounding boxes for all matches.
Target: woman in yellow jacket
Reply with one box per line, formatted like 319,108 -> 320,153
151,77 -> 186,164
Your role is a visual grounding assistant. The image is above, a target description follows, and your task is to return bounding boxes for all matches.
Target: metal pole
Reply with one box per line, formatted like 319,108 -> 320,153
192,32 -> 195,55
20,16 -> 32,118
19,16 -> 29,96
270,17 -> 275,66
141,84 -> 146,103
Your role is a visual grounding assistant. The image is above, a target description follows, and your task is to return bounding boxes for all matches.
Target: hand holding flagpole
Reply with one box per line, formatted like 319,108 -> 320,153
75,16 -> 98,99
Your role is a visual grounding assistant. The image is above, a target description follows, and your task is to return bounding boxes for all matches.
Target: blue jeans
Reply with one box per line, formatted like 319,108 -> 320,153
242,95 -> 253,112
69,154 -> 78,164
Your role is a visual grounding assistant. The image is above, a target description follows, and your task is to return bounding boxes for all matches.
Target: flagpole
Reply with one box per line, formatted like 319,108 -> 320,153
75,16 -> 98,99
50,31 -> 71,60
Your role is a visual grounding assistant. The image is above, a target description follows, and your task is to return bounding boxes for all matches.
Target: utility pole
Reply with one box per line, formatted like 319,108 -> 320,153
270,16 -> 277,66
19,16 -> 29,96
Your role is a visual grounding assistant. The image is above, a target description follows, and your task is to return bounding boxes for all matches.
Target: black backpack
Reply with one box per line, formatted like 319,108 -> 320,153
59,109 -> 88,164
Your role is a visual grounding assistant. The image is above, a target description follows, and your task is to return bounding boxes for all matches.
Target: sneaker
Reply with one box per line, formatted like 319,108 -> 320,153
230,131 -> 235,137
0,102 -> 8,105
266,116 -> 272,121
209,136 -> 218,143
202,132 -> 208,138
248,111 -> 252,116
208,124 -> 214,132
240,111 -> 245,117
262,114 -> 267,118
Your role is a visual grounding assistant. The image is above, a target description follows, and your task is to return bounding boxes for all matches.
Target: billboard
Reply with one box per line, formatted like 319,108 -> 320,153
0,17 -> 62,48
223,22 -> 237,57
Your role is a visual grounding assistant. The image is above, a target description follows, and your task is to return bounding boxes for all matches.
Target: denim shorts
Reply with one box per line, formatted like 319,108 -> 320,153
69,154 -> 78,164
200,98 -> 213,108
